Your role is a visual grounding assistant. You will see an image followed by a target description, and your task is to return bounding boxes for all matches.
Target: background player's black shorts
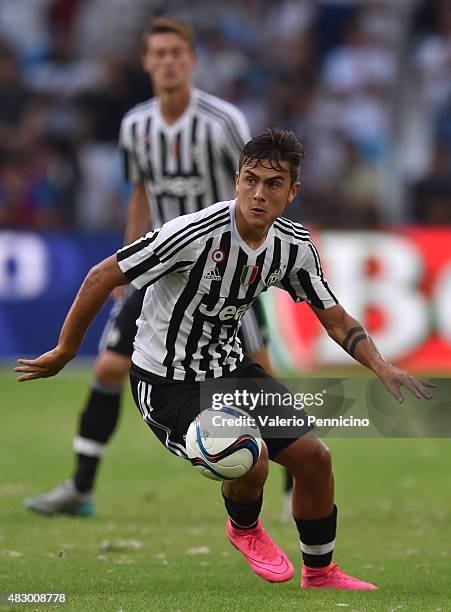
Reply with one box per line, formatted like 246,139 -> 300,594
129,359 -> 314,462
98,286 -> 144,357
99,286 -> 268,357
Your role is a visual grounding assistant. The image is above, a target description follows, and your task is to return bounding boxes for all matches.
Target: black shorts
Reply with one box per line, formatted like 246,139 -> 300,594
99,287 -> 268,357
98,286 -> 145,357
129,359 -> 313,462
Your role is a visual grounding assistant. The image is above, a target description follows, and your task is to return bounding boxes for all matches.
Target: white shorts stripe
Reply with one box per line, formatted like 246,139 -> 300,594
138,380 -> 151,419
146,381 -> 152,409
135,381 -> 145,418
73,436 -> 107,458
138,380 -> 188,459
300,539 -> 336,556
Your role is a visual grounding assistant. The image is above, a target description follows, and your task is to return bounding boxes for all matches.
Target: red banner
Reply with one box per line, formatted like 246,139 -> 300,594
267,228 -> 451,372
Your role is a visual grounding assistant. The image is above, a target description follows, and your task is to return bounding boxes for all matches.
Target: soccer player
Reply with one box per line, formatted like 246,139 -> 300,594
16,128 -> 433,590
24,17 -> 273,516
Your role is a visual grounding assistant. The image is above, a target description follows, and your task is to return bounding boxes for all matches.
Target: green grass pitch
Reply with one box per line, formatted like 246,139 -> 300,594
1,366 -> 450,611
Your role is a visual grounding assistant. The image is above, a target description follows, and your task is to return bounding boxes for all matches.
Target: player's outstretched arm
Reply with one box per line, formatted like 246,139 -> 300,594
15,255 -> 127,382
311,303 -> 434,403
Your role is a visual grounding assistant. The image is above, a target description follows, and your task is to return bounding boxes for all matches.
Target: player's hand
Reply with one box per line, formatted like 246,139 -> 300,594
376,364 -> 435,403
15,347 -> 74,382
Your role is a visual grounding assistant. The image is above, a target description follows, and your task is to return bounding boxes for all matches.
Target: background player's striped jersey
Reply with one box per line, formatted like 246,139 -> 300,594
119,88 -> 250,227
117,200 -> 338,382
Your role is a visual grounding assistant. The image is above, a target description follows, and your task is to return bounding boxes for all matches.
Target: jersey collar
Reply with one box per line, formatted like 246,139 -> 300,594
156,88 -> 198,134
230,199 -> 274,256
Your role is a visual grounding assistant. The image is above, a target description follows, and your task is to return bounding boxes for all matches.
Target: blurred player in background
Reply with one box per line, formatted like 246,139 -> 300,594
25,17 -> 275,516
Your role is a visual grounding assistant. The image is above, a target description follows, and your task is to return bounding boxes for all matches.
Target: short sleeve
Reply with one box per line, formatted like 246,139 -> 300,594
279,241 -> 338,309
119,116 -> 143,184
116,224 -> 194,290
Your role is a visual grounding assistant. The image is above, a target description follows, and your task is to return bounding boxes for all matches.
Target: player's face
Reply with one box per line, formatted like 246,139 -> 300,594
235,161 -> 301,231
143,33 -> 196,93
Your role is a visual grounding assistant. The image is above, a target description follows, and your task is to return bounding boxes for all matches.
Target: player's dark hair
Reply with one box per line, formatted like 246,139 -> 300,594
143,17 -> 196,52
239,128 -> 304,184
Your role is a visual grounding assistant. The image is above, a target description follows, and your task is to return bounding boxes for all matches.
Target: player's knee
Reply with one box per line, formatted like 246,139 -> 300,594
94,351 -> 131,387
240,441 -> 269,488
231,441 -> 269,494
301,441 -> 332,482
312,442 -> 332,477
286,437 -> 332,480
256,440 -> 269,471
222,443 -> 268,501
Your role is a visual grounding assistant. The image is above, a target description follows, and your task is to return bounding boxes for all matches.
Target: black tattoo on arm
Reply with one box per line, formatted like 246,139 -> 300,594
348,333 -> 368,357
342,326 -> 369,358
342,326 -> 366,352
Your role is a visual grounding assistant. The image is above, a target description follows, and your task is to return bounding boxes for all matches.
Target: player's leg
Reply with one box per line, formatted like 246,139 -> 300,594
275,434 -> 377,590
222,442 -> 295,582
240,362 -> 376,590
72,349 -> 129,494
222,442 -> 268,532
66,288 -> 146,491
24,288 -> 143,516
128,369 -> 294,583
215,362 -> 294,583
240,299 -> 294,518
282,470 -> 294,520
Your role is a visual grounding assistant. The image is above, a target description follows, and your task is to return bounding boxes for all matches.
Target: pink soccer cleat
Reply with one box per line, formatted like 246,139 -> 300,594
301,562 -> 377,590
226,519 -> 294,582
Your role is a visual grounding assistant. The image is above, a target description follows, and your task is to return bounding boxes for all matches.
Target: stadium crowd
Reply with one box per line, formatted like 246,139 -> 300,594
0,0 -> 450,231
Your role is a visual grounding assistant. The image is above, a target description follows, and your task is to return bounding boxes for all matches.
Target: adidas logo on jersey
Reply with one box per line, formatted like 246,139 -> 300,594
204,268 -> 222,281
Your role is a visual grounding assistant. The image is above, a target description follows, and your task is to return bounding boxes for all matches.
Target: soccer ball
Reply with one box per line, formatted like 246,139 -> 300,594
185,406 -> 262,481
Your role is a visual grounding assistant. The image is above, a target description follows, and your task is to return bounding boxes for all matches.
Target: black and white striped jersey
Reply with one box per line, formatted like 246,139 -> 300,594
117,199 -> 338,382
119,88 -> 250,227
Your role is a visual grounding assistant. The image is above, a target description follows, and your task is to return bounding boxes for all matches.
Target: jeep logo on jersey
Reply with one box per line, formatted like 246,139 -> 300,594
152,175 -> 204,197
265,268 -> 283,287
197,296 -> 253,324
